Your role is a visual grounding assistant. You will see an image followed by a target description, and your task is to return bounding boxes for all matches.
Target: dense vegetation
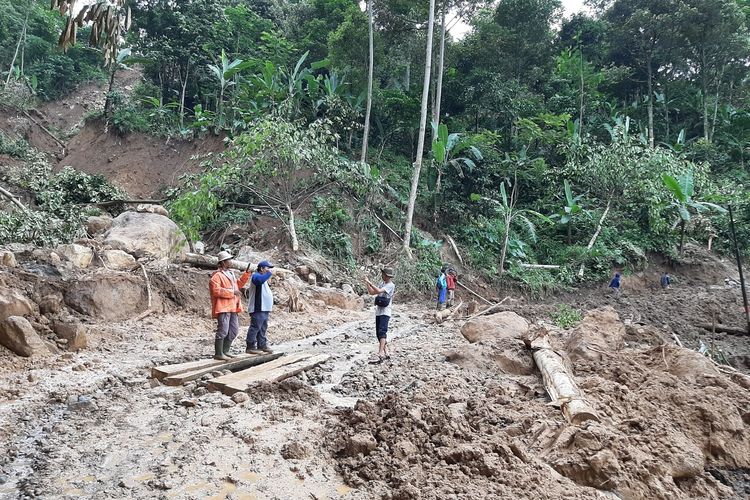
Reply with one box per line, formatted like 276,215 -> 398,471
2,0 -> 750,294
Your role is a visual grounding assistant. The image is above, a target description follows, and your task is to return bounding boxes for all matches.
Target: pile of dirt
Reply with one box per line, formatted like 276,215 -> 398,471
328,308 -> 750,500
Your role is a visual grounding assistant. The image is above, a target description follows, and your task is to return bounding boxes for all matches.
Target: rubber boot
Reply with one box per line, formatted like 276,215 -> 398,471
214,339 -> 229,360
223,338 -> 236,358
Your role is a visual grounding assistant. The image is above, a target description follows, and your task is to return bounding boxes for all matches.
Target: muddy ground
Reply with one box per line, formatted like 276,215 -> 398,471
1,250 -> 750,499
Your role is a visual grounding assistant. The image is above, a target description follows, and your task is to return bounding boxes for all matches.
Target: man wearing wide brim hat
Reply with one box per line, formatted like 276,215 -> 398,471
209,251 -> 251,360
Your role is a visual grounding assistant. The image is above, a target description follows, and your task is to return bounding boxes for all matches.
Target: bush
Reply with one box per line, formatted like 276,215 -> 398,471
298,196 -> 355,268
551,304 -> 582,329
395,232 -> 443,295
0,131 -> 30,159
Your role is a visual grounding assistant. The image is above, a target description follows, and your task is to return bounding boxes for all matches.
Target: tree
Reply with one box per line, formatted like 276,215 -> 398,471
550,179 -> 589,244
431,123 -> 482,218
361,0 -> 374,163
662,170 -> 726,254
403,0 -> 436,254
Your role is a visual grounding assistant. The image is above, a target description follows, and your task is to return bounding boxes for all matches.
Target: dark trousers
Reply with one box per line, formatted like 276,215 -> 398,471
375,315 -> 390,340
246,311 -> 270,348
216,312 -> 239,341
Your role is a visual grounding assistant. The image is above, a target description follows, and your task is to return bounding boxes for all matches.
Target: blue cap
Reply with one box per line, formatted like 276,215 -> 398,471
258,260 -> 274,269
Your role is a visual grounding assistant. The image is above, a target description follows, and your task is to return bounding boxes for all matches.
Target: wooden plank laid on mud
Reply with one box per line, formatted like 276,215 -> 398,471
209,352 -> 329,395
162,353 -> 283,386
151,357 -> 232,380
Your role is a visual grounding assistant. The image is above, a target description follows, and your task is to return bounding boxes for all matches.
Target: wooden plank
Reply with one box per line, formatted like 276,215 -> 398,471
162,353 -> 283,386
209,352 -> 329,395
208,352 -> 312,389
152,357 -> 233,380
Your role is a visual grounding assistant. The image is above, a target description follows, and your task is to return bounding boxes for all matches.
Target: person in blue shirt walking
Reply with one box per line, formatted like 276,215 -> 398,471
609,272 -> 622,297
245,260 -> 276,354
660,272 -> 671,290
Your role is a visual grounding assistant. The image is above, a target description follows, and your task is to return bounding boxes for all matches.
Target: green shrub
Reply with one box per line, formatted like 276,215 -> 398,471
395,233 -> 443,295
298,196 -> 355,268
0,131 -> 30,159
551,304 -> 582,329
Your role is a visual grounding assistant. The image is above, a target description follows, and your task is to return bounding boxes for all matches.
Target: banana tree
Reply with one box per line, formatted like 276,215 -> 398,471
208,50 -> 246,127
662,170 -> 726,255
550,179 -> 589,244
475,179 -> 549,275
431,123 -> 482,220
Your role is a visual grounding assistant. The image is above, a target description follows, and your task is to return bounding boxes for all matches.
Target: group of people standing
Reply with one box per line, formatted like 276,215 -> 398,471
608,271 -> 672,297
208,251 -> 398,363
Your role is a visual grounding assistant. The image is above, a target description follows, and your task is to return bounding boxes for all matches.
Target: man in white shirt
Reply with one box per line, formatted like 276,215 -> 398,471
364,267 -> 396,363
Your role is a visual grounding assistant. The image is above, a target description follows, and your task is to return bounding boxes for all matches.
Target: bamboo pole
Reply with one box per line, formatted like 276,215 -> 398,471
456,281 -> 492,305
728,205 -> 750,334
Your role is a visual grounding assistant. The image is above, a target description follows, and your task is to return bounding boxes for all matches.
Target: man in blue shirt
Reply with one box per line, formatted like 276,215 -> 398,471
245,260 -> 276,354
609,272 -> 621,297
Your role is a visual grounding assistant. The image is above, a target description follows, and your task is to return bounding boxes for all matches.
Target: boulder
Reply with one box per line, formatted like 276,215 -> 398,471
307,287 -> 363,311
0,251 -> 17,268
0,287 -> 34,321
104,212 -> 187,260
56,244 -> 94,269
64,276 -> 150,321
565,307 -> 625,361
85,215 -> 113,236
235,246 -> 276,268
460,311 -> 529,344
0,316 -> 50,357
341,284 -> 354,294
345,432 -> 377,456
52,321 -> 88,351
136,204 -> 169,217
38,294 -> 63,316
100,249 -> 137,271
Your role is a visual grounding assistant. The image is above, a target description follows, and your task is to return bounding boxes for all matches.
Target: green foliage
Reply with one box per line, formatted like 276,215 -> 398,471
551,304 -> 582,329
0,132 -> 31,159
394,233 -> 443,295
298,196 -> 354,267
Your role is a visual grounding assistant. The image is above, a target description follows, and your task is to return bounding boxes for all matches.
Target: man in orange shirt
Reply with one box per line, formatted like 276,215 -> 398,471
209,251 -> 250,360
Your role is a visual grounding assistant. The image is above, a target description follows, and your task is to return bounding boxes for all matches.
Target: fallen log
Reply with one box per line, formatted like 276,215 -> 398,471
464,296 -> 511,322
696,323 -> 749,336
183,252 -> 293,274
434,301 -> 463,324
519,263 -> 560,269
456,281 -> 492,305
525,330 -> 599,425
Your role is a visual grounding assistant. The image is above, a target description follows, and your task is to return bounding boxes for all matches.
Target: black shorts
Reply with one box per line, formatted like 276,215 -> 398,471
375,315 -> 390,340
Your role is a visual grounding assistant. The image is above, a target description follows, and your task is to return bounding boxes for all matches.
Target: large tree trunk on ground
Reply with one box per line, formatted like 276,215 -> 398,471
402,0 -> 436,255
183,253 -> 293,274
360,0 -> 374,163
526,332 -> 599,425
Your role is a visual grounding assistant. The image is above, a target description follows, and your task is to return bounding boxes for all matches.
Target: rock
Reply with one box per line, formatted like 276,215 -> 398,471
460,311 -> 529,344
346,432 -> 377,456
341,284 -> 354,294
104,211 -> 187,260
64,276 -> 150,321
280,441 -> 310,460
295,265 -> 310,278
0,316 -> 50,357
179,399 -> 197,407
393,439 -> 418,459
308,273 -> 317,286
235,246 -> 275,267
55,244 -> 94,269
136,204 -> 169,217
100,249 -> 137,271
565,307 -> 625,362
38,294 -> 63,316
52,321 -> 88,351
307,287 -> 363,311
231,392 -> 249,404
67,395 -> 97,412
48,252 -> 62,266
85,215 -> 113,236
0,251 -> 17,268
0,287 -> 34,321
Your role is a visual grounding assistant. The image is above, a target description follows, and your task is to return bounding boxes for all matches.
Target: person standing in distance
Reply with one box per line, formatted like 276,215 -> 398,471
246,260 -> 276,354
364,267 -> 396,363
209,251 -> 250,360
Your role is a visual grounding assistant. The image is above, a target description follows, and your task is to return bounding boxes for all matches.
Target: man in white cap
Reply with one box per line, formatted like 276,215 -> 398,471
209,251 -> 250,360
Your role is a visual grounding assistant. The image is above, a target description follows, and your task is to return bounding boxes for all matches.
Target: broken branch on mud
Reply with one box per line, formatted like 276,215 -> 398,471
696,323 -> 749,336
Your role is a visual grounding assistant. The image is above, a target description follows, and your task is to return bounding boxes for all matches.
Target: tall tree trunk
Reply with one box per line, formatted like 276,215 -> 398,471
404,62 -> 410,90
432,0 -> 447,129
647,56 -> 655,148
179,59 -> 190,130
663,85 -> 669,143
104,66 -> 117,118
701,48 -> 710,141
499,213 -> 512,275
361,0 -> 375,163
679,219 -> 685,255
579,48 -> 585,136
287,204 -> 299,252
710,64 -> 726,143
4,2 -> 31,87
402,0 -> 436,255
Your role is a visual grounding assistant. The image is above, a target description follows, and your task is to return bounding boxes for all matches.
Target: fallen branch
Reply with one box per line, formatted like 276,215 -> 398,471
434,301 -> 464,324
0,185 -> 28,212
520,263 -> 560,269
696,323 -> 748,336
464,296 -> 511,322
22,110 -> 66,153
672,333 -> 683,348
457,281 -> 492,305
446,235 -> 464,265
83,198 -> 168,208
578,198 -> 611,278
